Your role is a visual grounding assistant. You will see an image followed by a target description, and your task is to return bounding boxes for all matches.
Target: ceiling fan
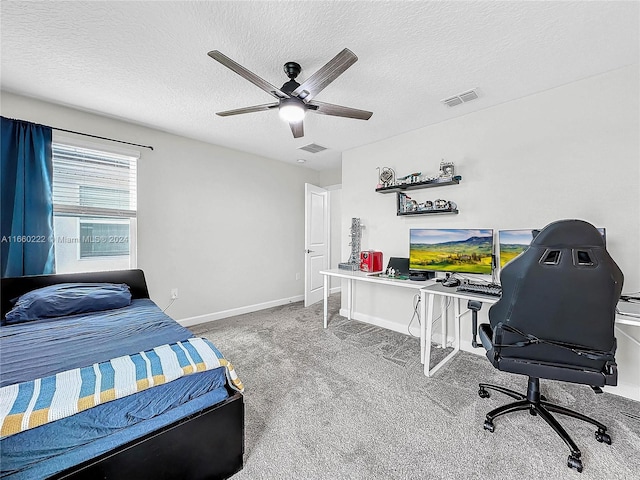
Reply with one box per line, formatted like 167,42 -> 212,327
207,48 -> 373,138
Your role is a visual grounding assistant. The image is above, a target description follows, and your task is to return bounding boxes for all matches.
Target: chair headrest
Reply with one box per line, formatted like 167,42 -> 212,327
532,219 -> 604,248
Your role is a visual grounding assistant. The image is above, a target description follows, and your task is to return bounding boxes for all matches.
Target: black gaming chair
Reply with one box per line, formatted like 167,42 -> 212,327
478,219 -> 623,473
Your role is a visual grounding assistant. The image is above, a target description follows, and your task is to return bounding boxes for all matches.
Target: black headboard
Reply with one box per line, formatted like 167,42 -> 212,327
1,269 -> 150,320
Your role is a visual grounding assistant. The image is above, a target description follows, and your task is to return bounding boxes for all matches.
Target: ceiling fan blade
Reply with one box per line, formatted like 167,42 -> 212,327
208,50 -> 289,99
216,102 -> 279,117
308,100 -> 373,120
291,48 -> 358,102
289,120 -> 304,138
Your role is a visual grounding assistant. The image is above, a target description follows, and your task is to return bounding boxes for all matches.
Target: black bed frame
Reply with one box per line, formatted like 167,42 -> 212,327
1,269 -> 244,480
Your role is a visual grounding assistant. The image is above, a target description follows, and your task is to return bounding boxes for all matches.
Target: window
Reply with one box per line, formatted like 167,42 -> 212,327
79,220 -> 130,258
52,142 -> 138,273
79,185 -> 130,210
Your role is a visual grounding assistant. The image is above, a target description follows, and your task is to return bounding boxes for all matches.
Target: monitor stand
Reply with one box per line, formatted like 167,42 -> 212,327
409,271 -> 435,281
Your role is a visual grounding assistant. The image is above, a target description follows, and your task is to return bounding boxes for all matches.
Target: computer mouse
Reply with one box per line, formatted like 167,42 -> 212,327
442,277 -> 460,287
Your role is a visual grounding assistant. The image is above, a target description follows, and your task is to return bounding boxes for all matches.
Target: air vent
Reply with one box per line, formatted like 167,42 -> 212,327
442,96 -> 463,107
459,90 -> 479,102
298,143 -> 328,154
442,88 -> 479,107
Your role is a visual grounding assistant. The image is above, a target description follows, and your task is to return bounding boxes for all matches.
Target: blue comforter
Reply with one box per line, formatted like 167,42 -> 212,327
0,298 -> 194,387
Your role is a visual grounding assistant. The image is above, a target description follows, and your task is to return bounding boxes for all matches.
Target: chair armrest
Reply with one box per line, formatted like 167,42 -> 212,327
478,323 -> 494,351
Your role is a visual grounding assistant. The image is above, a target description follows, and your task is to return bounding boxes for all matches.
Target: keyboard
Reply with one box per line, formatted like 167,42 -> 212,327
457,282 -> 502,297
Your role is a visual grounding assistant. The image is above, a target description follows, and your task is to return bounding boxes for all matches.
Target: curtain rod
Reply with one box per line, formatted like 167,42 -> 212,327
2,116 -> 154,151
53,127 -> 154,151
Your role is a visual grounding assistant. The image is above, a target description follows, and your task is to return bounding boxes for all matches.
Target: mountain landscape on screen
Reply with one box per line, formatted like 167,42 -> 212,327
410,232 -> 493,274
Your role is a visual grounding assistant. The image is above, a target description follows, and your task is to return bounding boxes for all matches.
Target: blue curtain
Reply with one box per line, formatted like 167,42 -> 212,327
1,117 -> 55,277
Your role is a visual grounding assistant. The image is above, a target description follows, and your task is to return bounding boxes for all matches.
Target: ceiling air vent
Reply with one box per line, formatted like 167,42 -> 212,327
442,88 -> 479,107
298,143 -> 328,154
442,96 -> 463,107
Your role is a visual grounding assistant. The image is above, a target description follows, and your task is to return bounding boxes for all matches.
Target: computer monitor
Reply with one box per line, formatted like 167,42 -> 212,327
498,228 -> 606,269
409,229 -> 494,275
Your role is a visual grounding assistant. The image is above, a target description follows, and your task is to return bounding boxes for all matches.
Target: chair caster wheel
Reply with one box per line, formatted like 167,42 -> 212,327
567,454 -> 583,472
483,420 -> 495,433
478,387 -> 490,399
595,430 -> 611,445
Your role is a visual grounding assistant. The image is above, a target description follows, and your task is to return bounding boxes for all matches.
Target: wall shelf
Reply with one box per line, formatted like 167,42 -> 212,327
375,176 -> 461,194
397,208 -> 459,216
393,177 -> 461,216
396,192 -> 459,216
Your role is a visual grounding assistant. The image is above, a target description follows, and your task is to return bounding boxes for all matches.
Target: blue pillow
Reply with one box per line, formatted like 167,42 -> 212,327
4,283 -> 132,325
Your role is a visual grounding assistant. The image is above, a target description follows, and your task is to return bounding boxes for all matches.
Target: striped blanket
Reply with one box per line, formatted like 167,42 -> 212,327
0,337 -> 243,438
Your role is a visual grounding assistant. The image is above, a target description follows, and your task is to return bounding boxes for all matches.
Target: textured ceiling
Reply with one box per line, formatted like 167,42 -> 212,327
1,1 -> 638,171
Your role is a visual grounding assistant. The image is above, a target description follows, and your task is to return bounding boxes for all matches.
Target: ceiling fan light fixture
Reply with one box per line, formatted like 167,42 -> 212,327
208,49 -> 372,137
279,98 -> 306,122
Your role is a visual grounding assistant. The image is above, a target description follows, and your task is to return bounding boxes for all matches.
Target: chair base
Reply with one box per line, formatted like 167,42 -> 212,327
478,377 -> 611,473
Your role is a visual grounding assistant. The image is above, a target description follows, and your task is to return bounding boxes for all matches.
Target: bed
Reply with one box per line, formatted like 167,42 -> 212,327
0,269 -> 244,480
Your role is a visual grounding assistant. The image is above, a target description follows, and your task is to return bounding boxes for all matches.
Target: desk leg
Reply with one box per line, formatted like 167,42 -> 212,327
441,296 -> 447,348
454,298 -> 461,354
420,290 -> 428,364
424,292 -> 435,375
323,274 -> 328,329
347,279 -> 353,320
425,295 -> 462,377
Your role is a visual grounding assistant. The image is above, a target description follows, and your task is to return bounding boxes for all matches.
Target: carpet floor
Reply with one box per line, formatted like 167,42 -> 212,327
190,295 -> 640,480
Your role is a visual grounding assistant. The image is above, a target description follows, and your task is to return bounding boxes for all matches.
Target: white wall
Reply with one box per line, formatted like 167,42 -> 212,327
318,167 -> 342,187
341,65 -> 640,399
1,91 -> 320,322
327,186 -> 343,291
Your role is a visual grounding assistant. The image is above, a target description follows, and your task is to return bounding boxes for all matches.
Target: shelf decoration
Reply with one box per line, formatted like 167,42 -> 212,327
439,160 -> 456,179
376,167 -> 396,189
396,192 -> 458,216
375,160 -> 461,193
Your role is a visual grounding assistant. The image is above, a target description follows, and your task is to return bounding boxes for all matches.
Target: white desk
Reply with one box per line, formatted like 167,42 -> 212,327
616,300 -> 640,324
320,269 -> 451,372
319,268 -> 432,328
616,300 -> 640,348
420,285 -> 640,377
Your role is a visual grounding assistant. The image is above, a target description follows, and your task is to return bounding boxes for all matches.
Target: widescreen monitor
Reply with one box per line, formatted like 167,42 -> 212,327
409,229 -> 494,275
498,228 -> 606,268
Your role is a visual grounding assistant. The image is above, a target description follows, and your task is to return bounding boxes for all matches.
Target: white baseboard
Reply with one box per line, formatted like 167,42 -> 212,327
177,294 -> 304,327
459,339 -> 489,355
330,286 -> 341,295
604,383 -> 640,402
338,308 -> 426,340
336,308 -> 458,346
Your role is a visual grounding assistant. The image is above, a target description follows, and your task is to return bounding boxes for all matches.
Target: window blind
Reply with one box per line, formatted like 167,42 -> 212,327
52,144 -> 137,218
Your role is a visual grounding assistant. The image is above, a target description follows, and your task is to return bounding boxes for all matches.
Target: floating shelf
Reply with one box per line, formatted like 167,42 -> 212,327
397,208 -> 459,217
375,176 -> 461,194
396,190 -> 459,216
